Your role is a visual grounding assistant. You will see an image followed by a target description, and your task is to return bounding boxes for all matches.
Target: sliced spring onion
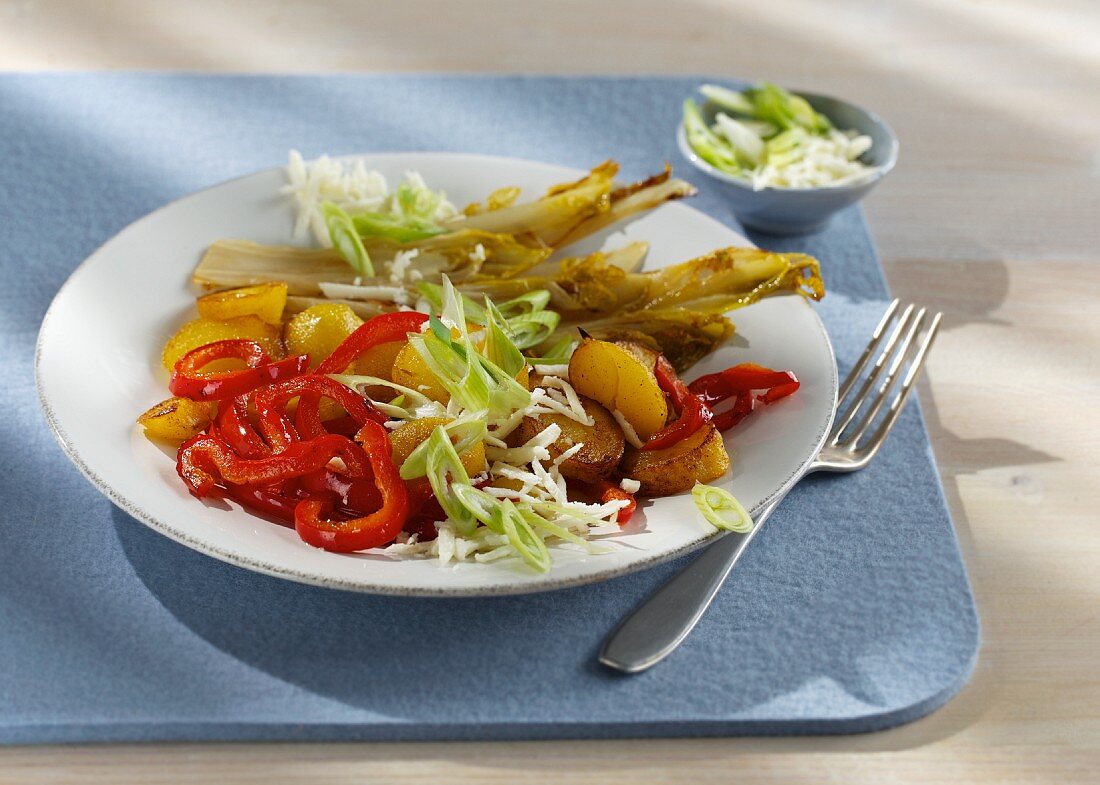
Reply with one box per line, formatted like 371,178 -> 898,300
415,282 -> 487,324
714,112 -> 764,166
439,275 -> 470,337
503,309 -> 560,350
699,83 -> 756,115
745,82 -> 832,134
395,181 -> 444,221
400,416 -> 488,480
351,212 -> 448,243
497,290 -> 552,318
523,336 -> 577,365
415,282 -> 558,349
683,98 -> 742,175
409,328 -> 530,416
497,499 -> 551,572
409,331 -> 487,410
764,128 -> 808,168
451,484 -> 503,529
319,202 -> 373,277
411,277 -> 532,416
692,482 -> 754,533
517,505 -> 592,548
483,299 -> 526,377
423,426 -> 478,535
327,373 -> 444,420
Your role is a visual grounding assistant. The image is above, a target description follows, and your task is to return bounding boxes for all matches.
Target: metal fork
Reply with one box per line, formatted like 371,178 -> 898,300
600,299 -> 943,673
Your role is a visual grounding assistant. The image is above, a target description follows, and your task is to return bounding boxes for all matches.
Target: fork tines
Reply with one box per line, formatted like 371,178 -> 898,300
829,299 -> 942,457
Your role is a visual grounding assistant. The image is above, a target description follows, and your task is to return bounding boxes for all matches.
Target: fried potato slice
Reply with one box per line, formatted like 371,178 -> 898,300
196,282 -> 288,325
620,423 -> 730,497
162,315 -> 283,371
137,396 -> 217,443
567,337 -> 668,440
513,394 -> 625,483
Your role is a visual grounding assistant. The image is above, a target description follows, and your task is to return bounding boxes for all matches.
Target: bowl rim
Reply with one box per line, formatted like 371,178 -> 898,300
676,87 -> 899,194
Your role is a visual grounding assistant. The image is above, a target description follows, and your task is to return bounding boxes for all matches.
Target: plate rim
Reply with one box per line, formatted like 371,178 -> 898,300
35,151 -> 838,597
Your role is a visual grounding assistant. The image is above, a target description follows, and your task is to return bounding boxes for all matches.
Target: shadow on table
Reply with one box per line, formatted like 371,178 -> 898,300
111,501 -> 921,730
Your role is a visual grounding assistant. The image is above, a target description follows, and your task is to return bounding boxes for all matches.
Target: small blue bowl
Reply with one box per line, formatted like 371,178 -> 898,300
677,88 -> 899,235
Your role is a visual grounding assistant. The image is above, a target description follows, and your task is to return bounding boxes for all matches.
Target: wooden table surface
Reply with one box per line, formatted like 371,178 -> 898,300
2,0 -> 1097,782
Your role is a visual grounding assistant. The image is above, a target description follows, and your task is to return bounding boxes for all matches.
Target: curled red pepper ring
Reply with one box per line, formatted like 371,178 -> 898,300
176,432 -> 371,498
169,339 -> 309,401
688,363 -> 800,432
642,355 -> 713,451
251,375 -> 387,452
294,421 -> 410,552
215,395 -> 271,459
293,379 -> 389,440
316,311 -> 429,375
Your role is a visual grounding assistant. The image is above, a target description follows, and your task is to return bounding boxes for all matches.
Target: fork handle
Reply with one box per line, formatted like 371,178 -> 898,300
599,492 -> 786,673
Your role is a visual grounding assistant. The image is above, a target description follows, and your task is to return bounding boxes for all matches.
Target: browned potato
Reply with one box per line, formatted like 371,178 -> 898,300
162,315 -> 283,371
612,338 -> 661,371
513,394 -> 625,483
620,423 -> 730,497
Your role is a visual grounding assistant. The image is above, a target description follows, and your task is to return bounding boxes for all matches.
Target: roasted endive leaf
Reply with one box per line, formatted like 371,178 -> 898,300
193,230 -> 551,294
460,246 -> 823,319
555,308 -> 736,372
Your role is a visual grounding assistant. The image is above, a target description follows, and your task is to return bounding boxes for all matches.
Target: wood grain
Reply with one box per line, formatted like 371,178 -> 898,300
2,0 -> 1098,782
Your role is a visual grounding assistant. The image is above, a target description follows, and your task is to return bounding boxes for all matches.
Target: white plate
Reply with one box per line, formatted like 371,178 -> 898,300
36,153 -> 836,596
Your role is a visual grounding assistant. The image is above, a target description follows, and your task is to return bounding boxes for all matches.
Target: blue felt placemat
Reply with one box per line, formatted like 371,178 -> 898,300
0,74 -> 978,744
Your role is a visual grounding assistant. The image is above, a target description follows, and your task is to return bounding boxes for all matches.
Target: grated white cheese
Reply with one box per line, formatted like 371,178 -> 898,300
282,150 -> 458,245
612,409 -> 646,449
317,281 -> 410,307
533,364 -> 570,377
486,423 -> 561,465
525,389 -> 582,425
619,478 -> 641,494
539,376 -> 592,425
468,242 -> 487,264
283,150 -> 389,244
748,129 -> 877,191
553,443 -> 585,466
388,248 -> 420,284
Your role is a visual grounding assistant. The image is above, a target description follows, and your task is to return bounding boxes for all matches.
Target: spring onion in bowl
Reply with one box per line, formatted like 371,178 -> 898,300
684,82 -> 877,191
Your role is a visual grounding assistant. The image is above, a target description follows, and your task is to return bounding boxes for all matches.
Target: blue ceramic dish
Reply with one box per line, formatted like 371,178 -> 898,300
677,88 -> 899,235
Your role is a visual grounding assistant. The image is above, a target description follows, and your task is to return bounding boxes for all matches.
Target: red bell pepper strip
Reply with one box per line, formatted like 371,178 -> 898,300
316,311 -> 428,375
251,375 -> 386,452
294,421 -> 410,552
593,479 -> 637,525
403,486 -> 445,542
298,466 -> 383,515
222,481 -> 299,525
214,395 -> 271,459
653,355 -> 693,413
169,339 -> 309,401
688,363 -> 800,432
642,355 -> 713,451
176,432 -> 371,497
